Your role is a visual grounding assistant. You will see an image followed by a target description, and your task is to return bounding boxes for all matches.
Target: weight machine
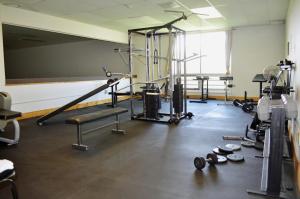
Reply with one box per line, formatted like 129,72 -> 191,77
247,94 -> 297,198
127,15 -> 193,124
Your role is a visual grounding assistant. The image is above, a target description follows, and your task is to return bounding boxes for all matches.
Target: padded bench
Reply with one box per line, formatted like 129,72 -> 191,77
66,107 -> 128,151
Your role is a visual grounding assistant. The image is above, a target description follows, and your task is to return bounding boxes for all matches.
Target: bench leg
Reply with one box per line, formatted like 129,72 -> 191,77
10,179 -> 18,199
72,124 -> 88,151
112,115 -> 126,134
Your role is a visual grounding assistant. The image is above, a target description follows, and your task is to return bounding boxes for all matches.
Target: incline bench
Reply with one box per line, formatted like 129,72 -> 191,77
66,107 -> 128,151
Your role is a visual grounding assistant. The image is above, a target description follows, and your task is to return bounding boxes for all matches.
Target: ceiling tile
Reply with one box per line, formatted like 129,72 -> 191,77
0,0 -> 290,31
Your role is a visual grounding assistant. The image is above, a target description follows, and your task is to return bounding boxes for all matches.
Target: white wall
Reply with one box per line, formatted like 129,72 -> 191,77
231,24 -> 286,97
286,0 -> 300,148
0,4 -> 128,113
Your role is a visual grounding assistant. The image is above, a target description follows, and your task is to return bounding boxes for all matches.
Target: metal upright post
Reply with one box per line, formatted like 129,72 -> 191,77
158,35 -> 162,78
145,33 -> 150,83
151,33 -> 155,82
115,114 -> 120,131
168,27 -> 174,120
76,125 -> 82,146
128,32 -> 134,118
183,32 -> 187,115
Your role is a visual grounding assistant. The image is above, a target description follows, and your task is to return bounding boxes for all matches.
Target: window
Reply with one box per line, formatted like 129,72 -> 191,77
186,31 -> 226,74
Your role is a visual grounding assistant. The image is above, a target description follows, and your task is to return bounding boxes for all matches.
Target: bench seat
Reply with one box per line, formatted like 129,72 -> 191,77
66,107 -> 128,151
66,107 -> 128,125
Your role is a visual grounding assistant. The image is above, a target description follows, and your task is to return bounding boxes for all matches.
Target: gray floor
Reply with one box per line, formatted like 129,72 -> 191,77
0,100 -> 297,199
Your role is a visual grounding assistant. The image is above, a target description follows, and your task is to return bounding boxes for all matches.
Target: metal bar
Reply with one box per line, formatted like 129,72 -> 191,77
168,28 -> 174,119
128,16 -> 186,33
145,34 -> 150,82
128,32 -> 134,118
81,121 -> 117,135
115,114 -> 119,130
151,33 -> 155,82
158,35 -> 162,78
183,32 -> 187,114
77,125 -> 82,145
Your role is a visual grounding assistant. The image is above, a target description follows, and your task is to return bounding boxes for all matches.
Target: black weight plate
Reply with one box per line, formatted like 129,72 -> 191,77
217,155 -> 227,163
227,154 -> 244,162
107,79 -> 114,85
241,141 -> 255,147
194,157 -> 206,170
242,104 -> 254,113
233,99 -> 240,107
218,146 -> 234,154
207,153 -> 218,164
225,144 -> 241,151
213,147 -> 227,155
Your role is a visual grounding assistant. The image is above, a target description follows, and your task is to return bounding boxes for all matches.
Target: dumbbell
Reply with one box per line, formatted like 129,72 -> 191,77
233,99 -> 254,113
194,153 -> 218,170
186,112 -> 194,119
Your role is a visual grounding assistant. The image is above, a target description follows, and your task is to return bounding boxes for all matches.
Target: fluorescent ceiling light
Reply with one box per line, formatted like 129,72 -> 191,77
191,7 -> 222,19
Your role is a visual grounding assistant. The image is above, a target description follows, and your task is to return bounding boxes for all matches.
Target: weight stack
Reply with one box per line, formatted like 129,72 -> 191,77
173,84 -> 183,114
144,88 -> 161,119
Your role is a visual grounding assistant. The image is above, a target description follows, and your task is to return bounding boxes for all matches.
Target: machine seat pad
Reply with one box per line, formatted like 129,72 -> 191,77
0,109 -> 22,120
66,107 -> 128,125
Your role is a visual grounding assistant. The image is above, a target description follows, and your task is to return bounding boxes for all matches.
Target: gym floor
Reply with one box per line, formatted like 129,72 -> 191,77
0,100 -> 297,199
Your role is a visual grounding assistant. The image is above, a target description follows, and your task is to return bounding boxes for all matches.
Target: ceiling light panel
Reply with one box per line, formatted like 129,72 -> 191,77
191,7 -> 223,19
176,0 -> 210,9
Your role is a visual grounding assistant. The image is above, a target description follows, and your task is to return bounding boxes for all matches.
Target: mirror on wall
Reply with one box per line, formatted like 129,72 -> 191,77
2,24 -> 128,84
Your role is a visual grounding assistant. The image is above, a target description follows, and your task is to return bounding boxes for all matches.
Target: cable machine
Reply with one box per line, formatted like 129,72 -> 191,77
128,15 -> 193,124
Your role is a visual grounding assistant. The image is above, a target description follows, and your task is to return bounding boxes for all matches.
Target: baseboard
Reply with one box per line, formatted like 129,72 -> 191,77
187,95 -> 259,101
17,96 -> 130,120
18,95 -> 257,120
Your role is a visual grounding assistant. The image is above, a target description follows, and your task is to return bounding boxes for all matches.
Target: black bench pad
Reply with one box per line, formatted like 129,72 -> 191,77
66,107 -> 128,125
0,109 -> 22,120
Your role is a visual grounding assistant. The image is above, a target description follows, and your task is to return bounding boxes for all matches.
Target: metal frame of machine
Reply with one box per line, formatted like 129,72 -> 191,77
127,15 -> 193,124
247,94 -> 297,198
0,92 -> 21,145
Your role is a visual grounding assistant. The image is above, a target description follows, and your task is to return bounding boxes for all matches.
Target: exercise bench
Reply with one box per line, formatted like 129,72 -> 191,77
66,107 -> 128,151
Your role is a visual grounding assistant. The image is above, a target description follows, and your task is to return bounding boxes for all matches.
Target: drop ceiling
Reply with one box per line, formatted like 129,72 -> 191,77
0,0 -> 289,32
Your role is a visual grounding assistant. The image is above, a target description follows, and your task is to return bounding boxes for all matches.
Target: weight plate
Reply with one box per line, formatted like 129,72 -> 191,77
241,141 -> 255,147
227,154 -> 244,162
107,79 -> 114,85
217,155 -> 227,163
242,104 -> 252,113
225,144 -> 241,151
213,147 -> 227,155
218,146 -> 234,154
254,142 -> 264,151
207,153 -> 218,164
194,157 -> 206,170
233,99 -> 240,107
